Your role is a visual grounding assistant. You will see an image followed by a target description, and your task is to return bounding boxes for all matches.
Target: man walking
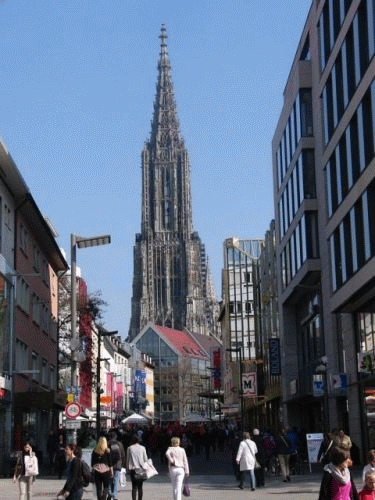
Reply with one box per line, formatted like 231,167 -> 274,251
108,430 -> 126,500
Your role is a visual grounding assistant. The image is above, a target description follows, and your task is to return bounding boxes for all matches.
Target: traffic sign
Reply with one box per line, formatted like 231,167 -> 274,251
65,402 -> 82,419
65,420 -> 81,429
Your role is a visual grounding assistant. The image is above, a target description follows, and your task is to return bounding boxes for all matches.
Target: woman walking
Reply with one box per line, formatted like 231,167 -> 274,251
57,444 -> 84,500
13,442 -> 39,500
318,446 -> 358,500
91,436 -> 112,500
165,436 -> 190,500
236,432 -> 258,491
126,435 -> 148,500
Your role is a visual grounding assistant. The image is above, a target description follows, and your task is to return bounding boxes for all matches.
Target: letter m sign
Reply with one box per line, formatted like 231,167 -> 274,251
242,373 -> 257,397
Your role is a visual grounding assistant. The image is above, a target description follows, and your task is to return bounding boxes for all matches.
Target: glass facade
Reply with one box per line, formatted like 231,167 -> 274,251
321,0 -> 375,146
276,89 -> 313,189
326,81 -> 375,218
280,212 -> 319,290
135,327 -> 211,421
329,180 -> 375,292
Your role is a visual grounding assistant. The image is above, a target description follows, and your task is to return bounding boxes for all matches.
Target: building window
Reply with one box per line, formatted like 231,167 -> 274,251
32,245 -> 40,272
15,339 -> 28,372
32,352 -> 39,382
32,293 -> 41,325
41,305 -> 50,334
50,365 -> 56,390
41,359 -> 48,386
41,260 -> 49,284
17,277 -> 30,314
20,225 -> 28,255
300,89 -> 313,137
305,212 -> 320,259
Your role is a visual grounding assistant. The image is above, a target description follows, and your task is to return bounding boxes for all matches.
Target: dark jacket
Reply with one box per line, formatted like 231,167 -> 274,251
275,434 -> 291,455
109,439 -> 126,471
62,457 -> 82,493
318,470 -> 359,500
91,450 -> 112,470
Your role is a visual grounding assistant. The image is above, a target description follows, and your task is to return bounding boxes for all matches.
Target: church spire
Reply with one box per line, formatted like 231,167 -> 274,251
150,24 -> 183,150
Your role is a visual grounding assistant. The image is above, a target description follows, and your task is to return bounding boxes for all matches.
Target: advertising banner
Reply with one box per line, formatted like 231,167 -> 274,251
269,338 -> 281,376
211,347 -> 222,389
242,373 -> 257,397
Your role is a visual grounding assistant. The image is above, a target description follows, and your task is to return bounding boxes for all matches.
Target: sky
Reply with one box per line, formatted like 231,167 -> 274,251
0,0 -> 312,339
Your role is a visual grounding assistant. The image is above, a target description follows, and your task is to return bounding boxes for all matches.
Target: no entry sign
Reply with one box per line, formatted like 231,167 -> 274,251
65,402 -> 82,419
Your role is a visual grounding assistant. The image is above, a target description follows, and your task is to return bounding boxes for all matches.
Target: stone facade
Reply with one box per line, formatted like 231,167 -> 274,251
128,26 -> 217,340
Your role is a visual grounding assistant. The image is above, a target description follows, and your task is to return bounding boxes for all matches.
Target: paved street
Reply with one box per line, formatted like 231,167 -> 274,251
0,472 -> 320,500
0,468 -> 363,500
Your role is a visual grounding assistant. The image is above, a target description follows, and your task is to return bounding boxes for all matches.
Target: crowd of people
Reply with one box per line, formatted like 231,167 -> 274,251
11,421 -> 375,500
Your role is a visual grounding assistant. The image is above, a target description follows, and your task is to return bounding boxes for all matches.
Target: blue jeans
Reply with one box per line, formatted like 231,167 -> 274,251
109,469 -> 120,499
240,469 -> 256,489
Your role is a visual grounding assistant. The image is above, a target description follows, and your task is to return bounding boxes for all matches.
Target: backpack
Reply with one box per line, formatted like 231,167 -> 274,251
80,459 -> 92,487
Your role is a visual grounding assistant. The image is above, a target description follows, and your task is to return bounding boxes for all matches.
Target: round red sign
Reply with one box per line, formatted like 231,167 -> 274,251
65,402 -> 82,420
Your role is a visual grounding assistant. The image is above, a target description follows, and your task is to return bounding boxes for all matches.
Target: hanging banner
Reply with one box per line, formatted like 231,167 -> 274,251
269,338 -> 281,376
211,347 -> 222,389
242,373 -> 257,397
331,373 -> 348,390
312,375 -> 325,397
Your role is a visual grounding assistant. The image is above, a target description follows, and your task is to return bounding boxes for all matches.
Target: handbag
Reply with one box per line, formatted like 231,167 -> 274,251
119,467 -> 126,489
134,468 -> 148,481
24,455 -> 39,476
246,441 -> 261,469
143,459 -> 158,479
182,481 -> 191,497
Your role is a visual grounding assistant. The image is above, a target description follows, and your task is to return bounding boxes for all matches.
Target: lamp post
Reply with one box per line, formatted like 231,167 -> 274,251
96,329 -> 118,441
226,346 -> 244,430
70,233 -> 111,388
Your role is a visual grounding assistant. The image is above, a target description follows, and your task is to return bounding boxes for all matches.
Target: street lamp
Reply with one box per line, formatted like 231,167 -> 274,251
96,329 -> 118,441
226,346 -> 244,431
70,233 -> 111,388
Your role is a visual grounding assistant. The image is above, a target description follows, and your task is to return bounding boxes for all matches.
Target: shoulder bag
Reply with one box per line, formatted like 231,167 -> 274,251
246,441 -> 261,469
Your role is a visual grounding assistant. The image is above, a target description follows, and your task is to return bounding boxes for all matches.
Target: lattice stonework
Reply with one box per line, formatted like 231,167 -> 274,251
128,26 -> 218,340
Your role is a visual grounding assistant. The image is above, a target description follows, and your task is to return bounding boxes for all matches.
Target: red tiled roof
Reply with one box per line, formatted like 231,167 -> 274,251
153,325 -> 209,359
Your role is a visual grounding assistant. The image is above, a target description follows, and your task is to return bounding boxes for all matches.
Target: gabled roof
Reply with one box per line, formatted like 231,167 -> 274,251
151,325 -> 209,360
188,330 -> 222,355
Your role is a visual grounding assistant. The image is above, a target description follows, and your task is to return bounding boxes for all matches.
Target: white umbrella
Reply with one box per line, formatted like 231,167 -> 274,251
121,413 -> 149,424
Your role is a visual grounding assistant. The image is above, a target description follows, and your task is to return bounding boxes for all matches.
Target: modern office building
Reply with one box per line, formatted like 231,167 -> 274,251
273,0 -> 375,456
221,238 -> 263,426
128,26 -> 218,341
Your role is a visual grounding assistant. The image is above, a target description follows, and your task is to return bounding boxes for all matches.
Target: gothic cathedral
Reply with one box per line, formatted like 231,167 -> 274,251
128,26 -> 218,340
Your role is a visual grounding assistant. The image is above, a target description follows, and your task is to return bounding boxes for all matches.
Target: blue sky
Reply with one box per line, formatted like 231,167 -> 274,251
0,0 -> 312,338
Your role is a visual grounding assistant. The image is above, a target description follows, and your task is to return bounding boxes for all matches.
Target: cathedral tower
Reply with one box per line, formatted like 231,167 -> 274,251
128,26 -> 217,340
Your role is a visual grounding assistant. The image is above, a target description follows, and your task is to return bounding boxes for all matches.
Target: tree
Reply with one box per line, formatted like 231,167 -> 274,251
58,273 -> 107,395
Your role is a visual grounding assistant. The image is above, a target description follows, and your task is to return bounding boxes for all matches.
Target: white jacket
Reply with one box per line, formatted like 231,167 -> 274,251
236,439 -> 258,471
165,446 -> 189,475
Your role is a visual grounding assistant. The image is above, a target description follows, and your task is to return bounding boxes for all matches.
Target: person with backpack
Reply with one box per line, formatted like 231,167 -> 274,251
108,431 -> 126,500
57,444 -> 84,500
